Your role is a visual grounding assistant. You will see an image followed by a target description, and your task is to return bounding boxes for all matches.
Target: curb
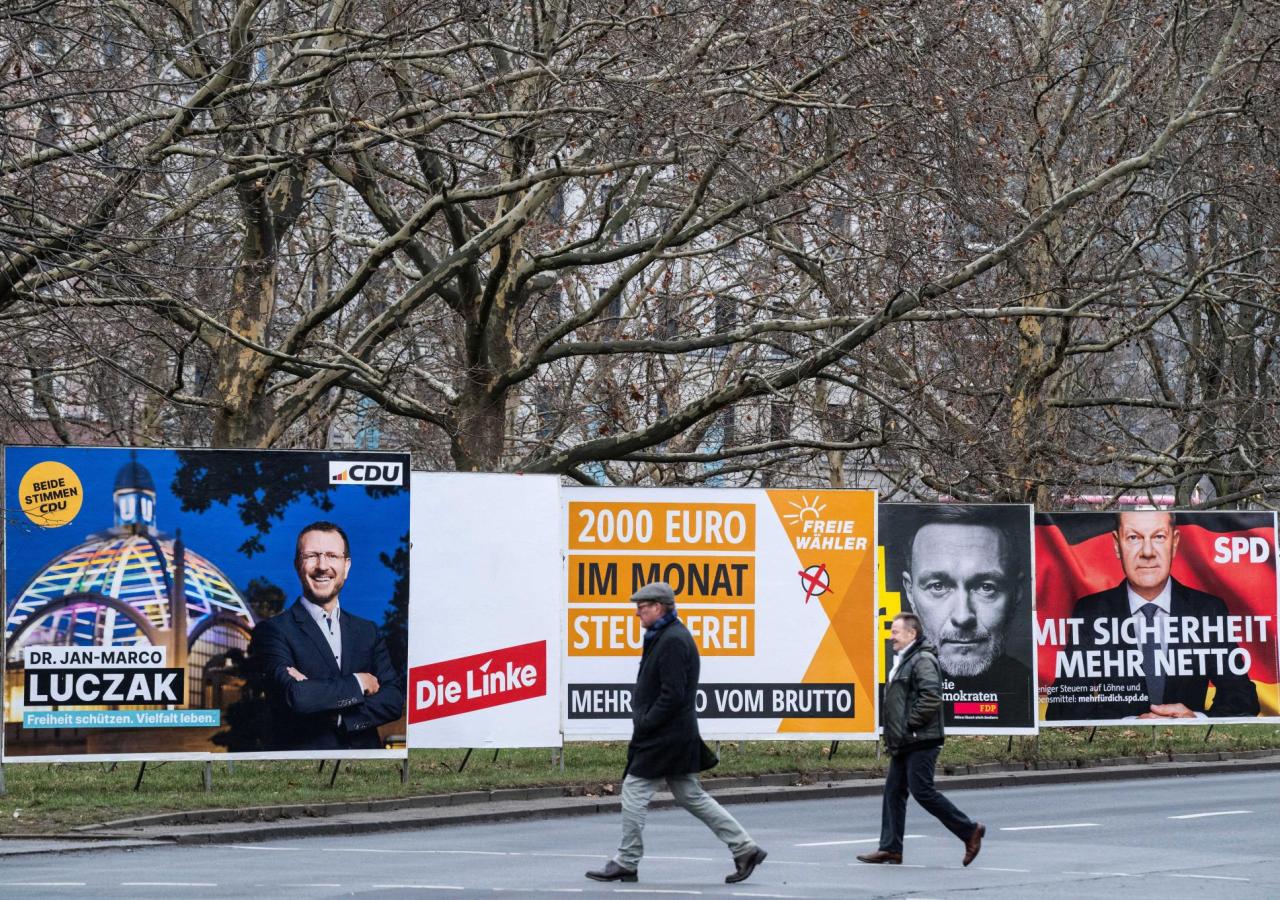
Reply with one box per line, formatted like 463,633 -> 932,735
14,750 -> 1276,852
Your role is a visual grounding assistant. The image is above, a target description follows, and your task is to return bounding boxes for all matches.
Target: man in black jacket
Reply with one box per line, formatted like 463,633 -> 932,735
587,582 -> 767,885
858,612 -> 985,866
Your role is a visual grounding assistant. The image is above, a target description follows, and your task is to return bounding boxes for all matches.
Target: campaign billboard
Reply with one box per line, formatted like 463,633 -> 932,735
406,473 -> 562,748
878,504 -> 1037,734
3,446 -> 410,761
562,488 -> 878,740
1036,510 -> 1280,726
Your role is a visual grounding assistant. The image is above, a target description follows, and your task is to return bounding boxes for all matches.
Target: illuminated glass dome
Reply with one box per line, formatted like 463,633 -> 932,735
5,457 -> 256,712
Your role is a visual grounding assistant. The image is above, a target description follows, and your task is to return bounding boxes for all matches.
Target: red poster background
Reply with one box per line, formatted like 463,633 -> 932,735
1035,513 -> 1280,716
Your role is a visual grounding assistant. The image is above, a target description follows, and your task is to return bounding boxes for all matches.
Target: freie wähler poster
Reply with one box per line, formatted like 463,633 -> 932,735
562,488 -> 877,740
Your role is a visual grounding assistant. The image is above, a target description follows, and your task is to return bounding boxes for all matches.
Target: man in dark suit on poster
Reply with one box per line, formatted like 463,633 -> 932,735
250,521 -> 404,750
1046,510 -> 1259,721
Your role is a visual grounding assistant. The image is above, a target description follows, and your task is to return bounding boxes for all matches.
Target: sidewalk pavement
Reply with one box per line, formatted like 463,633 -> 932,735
4,749 -> 1280,856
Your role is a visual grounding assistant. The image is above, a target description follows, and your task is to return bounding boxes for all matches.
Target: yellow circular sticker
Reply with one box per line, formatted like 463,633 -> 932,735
18,461 -> 84,528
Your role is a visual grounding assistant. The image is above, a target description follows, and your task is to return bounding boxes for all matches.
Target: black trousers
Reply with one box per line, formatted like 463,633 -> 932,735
879,745 -> 976,854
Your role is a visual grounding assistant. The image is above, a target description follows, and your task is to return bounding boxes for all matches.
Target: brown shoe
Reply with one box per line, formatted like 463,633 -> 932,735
856,850 -> 902,864
962,823 -> 985,866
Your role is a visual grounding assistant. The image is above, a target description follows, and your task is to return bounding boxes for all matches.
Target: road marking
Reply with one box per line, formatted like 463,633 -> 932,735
614,891 -> 702,896
1168,810 -> 1252,820
0,884 -> 88,888
730,894 -> 805,899
796,833 -> 923,846
1167,874 -> 1249,882
1001,823 -> 1099,831
492,890 -> 584,894
977,868 -> 1030,873
225,845 -> 303,851
282,885 -> 342,888
122,883 -> 218,887
762,861 -> 822,867
372,885 -> 465,891
1062,871 -> 1137,877
331,847 -> 509,855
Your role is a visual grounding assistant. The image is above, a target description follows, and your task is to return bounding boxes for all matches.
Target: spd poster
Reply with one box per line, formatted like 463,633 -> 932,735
3,446 -> 410,761
878,504 -> 1036,734
1036,510 -> 1280,726
562,488 -> 877,740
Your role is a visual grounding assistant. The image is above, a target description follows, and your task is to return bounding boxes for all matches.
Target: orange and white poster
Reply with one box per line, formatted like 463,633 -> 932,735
562,488 -> 877,739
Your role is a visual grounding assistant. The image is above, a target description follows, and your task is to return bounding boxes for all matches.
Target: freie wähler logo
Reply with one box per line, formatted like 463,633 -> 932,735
328,460 -> 404,486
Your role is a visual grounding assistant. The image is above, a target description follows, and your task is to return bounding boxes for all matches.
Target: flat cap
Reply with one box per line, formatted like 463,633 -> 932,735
630,581 -> 676,607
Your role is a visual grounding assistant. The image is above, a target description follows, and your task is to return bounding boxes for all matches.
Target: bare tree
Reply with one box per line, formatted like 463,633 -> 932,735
2,1 -> 1275,505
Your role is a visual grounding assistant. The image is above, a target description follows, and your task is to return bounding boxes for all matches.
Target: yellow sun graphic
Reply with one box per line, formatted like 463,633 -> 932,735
782,494 -> 826,523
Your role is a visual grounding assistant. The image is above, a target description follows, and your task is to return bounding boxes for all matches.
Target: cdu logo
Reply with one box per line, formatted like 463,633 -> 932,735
329,460 -> 404,486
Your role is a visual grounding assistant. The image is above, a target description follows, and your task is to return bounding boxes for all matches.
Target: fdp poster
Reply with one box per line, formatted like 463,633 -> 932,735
878,504 -> 1036,734
1036,510 -> 1280,726
562,488 -> 878,740
406,473 -> 563,748
3,446 -> 410,761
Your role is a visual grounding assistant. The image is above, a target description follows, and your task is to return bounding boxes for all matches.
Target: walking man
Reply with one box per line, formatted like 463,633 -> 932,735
858,612 -> 985,866
587,582 -> 768,885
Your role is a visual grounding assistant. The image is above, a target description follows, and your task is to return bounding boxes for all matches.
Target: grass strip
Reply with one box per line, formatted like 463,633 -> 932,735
3,725 -> 1279,834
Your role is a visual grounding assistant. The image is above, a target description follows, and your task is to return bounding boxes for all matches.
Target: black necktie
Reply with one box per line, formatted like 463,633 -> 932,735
1140,603 -> 1165,704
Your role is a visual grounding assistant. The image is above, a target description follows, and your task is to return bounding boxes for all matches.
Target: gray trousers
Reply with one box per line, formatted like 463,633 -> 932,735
614,773 -> 755,870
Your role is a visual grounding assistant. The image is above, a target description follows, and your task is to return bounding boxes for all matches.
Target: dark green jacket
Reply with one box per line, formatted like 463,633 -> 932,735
882,639 -> 945,756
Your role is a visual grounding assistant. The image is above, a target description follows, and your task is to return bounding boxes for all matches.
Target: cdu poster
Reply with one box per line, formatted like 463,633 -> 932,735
3,446 -> 410,761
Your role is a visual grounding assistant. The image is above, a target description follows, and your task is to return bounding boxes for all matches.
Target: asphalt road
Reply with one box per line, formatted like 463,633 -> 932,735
3,770 -> 1279,899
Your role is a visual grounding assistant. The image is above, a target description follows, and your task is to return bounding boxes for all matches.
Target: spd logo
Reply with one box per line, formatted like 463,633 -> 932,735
329,460 -> 404,486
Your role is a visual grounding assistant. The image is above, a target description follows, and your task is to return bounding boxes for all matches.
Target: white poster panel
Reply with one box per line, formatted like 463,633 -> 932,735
562,487 -> 878,741
407,472 -> 563,748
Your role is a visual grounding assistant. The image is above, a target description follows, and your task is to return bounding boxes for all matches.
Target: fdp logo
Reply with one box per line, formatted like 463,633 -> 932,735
328,460 -> 404,486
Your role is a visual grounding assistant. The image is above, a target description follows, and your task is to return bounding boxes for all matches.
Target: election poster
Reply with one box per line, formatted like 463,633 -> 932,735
3,446 -> 410,762
878,504 -> 1037,734
406,473 -> 562,748
562,488 -> 878,740
1036,510 -> 1280,726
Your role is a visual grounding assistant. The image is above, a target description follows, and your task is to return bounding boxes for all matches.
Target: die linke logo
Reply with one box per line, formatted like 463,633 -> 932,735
328,460 -> 404,486
409,640 -> 546,723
